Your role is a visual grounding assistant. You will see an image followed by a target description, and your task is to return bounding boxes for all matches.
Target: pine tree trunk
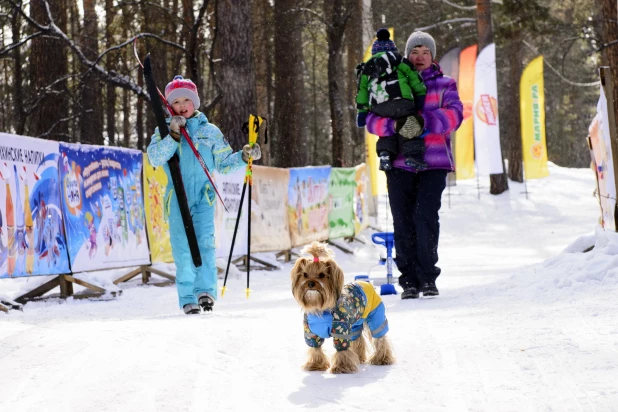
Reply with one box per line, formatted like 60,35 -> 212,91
105,0 -> 116,146
346,0 -> 364,166
80,0 -> 102,144
602,0 -> 618,109
253,0 -> 272,165
476,0 -> 508,194
504,28 -> 523,183
214,0 -> 257,150
29,0 -> 69,140
326,0 -> 348,167
11,8 -> 25,135
273,0 -> 305,167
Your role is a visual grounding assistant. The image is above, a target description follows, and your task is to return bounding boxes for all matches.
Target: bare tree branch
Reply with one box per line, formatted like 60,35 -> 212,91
37,111 -> 92,140
7,0 -> 150,100
0,31 -> 44,57
597,39 -> 618,52
523,40 -> 600,86
93,33 -> 189,67
406,17 -> 477,32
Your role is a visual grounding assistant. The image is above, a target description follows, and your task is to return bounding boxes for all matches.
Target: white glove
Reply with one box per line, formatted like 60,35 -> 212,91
242,143 -> 261,162
169,116 -> 186,140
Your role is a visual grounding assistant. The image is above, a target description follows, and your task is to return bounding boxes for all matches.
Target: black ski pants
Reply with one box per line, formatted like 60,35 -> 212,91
385,168 -> 448,290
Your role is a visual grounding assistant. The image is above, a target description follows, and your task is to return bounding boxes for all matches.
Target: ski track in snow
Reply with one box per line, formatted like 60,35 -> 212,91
1,164 -> 618,411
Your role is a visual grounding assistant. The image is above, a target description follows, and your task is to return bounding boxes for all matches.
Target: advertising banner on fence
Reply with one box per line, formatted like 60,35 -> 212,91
354,163 -> 370,235
59,143 -> 149,272
288,166 -> 331,247
251,165 -> 292,252
214,168 -> 248,258
520,56 -> 549,179
474,43 -> 504,176
455,45 -> 477,180
0,133 -> 70,278
143,154 -> 173,263
328,168 -> 356,239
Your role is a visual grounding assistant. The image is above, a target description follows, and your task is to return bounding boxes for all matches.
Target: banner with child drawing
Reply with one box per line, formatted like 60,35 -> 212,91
287,166 -> 331,247
0,133 -> 70,278
143,153 -> 173,263
59,143 -> 150,272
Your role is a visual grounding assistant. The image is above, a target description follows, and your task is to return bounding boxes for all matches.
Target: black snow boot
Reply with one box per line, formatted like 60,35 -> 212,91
421,281 -> 439,297
198,293 -> 215,312
401,286 -> 420,300
183,303 -> 201,315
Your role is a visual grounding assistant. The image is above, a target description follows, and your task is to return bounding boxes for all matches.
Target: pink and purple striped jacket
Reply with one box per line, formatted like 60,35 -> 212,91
367,63 -> 463,172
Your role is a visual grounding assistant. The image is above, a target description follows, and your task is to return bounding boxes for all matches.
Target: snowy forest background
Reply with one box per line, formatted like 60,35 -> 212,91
0,0 -> 616,178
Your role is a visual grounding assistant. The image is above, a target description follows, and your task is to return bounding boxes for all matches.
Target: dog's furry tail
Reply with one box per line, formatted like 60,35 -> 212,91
301,241 -> 334,261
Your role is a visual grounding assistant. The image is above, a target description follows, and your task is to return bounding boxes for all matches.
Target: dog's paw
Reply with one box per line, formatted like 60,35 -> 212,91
330,350 -> 360,374
302,347 -> 330,371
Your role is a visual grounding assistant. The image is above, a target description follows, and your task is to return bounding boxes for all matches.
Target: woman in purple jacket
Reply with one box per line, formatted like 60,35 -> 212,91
366,31 -> 463,299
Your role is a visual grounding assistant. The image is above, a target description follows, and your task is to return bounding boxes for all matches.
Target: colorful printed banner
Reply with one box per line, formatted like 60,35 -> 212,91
143,154 -> 173,263
328,168 -> 356,239
455,45 -> 477,180
520,56 -> 549,179
59,143 -> 149,272
0,133 -> 70,278
214,168 -> 249,258
473,43 -> 504,176
354,163 -> 370,235
288,166 -> 331,247
250,165 -> 292,252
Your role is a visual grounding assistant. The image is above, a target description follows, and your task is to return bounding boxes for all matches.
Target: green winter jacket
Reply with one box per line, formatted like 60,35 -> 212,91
356,51 -> 426,114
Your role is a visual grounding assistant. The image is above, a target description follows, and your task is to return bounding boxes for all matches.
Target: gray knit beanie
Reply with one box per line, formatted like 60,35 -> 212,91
404,31 -> 437,60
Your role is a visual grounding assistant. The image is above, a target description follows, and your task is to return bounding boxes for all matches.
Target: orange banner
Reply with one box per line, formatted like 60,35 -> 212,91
455,45 -> 477,180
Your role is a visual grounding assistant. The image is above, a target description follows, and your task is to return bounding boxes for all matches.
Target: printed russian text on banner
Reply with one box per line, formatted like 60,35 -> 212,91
0,133 -> 70,278
59,143 -> 149,272
520,56 -> 549,179
214,168 -> 248,258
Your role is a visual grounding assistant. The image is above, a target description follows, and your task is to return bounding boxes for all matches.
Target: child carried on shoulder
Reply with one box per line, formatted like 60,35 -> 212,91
355,28 -> 427,171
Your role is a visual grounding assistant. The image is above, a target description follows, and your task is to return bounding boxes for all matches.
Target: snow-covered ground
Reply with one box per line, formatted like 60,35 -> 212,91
1,163 -> 617,412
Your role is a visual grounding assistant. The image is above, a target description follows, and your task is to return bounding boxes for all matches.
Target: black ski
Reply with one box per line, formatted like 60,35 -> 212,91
143,55 -> 202,267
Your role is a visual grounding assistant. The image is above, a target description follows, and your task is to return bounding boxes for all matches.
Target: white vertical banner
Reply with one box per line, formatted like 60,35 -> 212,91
473,43 -> 504,175
214,168 -> 249,259
598,85 -> 616,223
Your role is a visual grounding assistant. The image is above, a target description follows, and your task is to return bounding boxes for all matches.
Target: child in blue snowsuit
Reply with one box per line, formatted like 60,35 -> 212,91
147,75 -> 261,314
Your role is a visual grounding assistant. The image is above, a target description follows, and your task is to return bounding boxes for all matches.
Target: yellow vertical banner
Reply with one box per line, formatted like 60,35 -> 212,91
143,154 -> 173,263
455,45 -> 477,180
520,56 -> 549,179
363,29 -> 392,197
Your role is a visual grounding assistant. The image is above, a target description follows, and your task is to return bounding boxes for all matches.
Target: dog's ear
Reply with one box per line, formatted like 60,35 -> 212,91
325,260 -> 344,294
290,257 -> 308,285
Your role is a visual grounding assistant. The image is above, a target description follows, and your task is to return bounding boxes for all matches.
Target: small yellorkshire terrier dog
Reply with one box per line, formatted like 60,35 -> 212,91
290,241 -> 395,374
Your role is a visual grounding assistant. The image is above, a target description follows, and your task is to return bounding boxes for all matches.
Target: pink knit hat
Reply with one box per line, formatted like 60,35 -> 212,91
165,75 -> 200,109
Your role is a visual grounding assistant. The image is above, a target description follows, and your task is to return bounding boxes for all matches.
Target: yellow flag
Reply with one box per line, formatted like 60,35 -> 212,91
520,56 -> 549,179
363,29 -> 393,196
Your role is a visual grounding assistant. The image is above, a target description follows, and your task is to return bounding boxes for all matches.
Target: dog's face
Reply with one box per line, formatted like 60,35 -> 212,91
290,257 -> 344,314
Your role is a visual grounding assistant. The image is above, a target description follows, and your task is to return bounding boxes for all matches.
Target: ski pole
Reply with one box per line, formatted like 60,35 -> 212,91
221,114 -> 266,298
133,39 -> 228,212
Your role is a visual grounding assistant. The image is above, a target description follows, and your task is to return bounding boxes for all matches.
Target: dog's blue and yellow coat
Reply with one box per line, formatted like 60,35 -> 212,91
303,281 -> 389,352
